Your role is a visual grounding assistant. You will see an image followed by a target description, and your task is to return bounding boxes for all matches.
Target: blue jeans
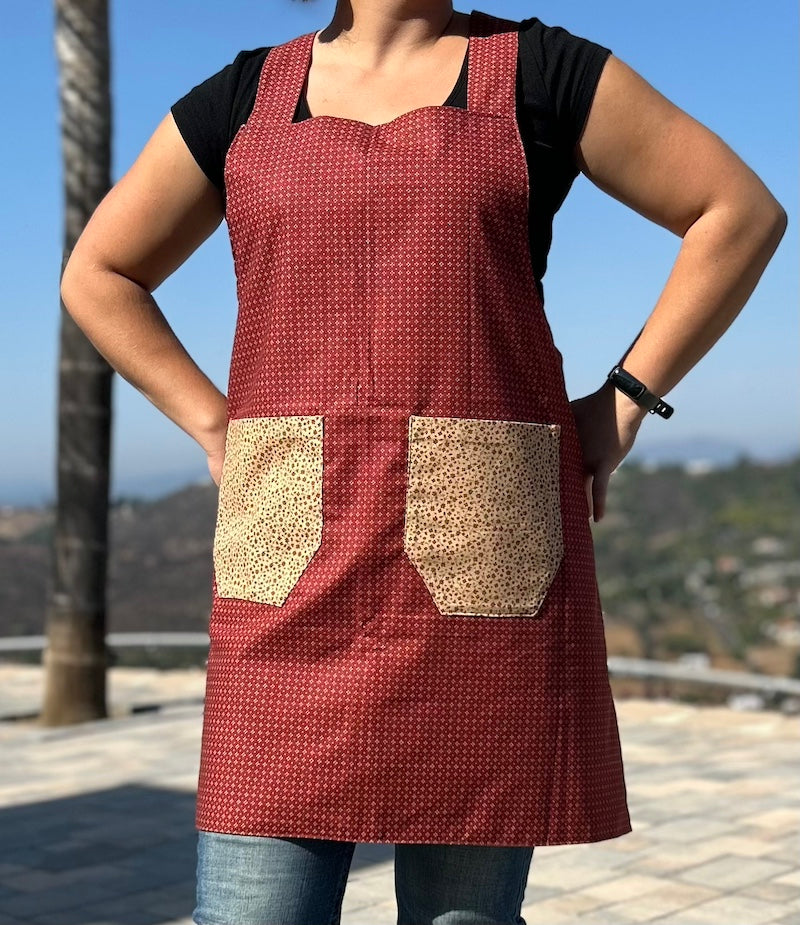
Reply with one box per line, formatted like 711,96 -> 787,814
193,831 -> 534,925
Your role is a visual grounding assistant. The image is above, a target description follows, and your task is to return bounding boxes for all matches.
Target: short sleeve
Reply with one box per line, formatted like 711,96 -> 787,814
519,17 -> 612,154
170,47 -> 271,193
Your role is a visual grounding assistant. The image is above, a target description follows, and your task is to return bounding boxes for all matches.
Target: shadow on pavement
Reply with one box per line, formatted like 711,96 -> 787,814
0,783 -> 394,924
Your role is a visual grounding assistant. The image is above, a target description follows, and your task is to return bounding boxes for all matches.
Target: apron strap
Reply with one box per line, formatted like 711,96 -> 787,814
255,10 -> 520,125
467,10 -> 520,118
254,31 -> 316,125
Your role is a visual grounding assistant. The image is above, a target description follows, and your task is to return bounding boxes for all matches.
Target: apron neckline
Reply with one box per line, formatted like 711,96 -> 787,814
289,9 -> 479,132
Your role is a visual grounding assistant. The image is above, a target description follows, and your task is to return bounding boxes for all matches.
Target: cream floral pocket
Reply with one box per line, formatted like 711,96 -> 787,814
212,415 -> 323,606
403,415 -> 563,616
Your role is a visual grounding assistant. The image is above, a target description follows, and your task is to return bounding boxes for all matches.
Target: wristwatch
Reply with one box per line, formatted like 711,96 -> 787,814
607,365 -> 674,418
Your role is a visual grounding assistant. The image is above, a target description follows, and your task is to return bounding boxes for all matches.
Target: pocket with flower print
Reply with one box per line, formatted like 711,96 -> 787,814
212,415 -> 324,606
403,415 -> 563,617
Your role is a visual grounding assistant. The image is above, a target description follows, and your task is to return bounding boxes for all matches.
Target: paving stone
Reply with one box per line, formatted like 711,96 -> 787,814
645,914 -> 749,925
37,840 -> 136,871
524,861 -> 615,892
629,804 -> 687,824
627,841 -> 734,876
582,873 -> 677,903
593,881 -> 718,922
692,834 -> 776,858
610,832 -> 657,854
8,867 -> 85,892
570,912 -> 644,924
518,884 -> 562,903
767,843 -> 800,864
740,878 -> 800,903
520,902 -> 573,924
774,869 -> 800,887
640,816 -> 740,843
346,898 -> 398,924
68,863 -> 164,895
29,906 -> 164,925
741,808 -> 800,831
141,888 -> 196,920
2,880 -> 118,918
0,845 -> 48,869
677,855 -> 793,891
28,913 -> 97,925
0,883 -> 22,907
521,891 -> 608,920
659,894 -> 789,924
342,876 -> 394,912
574,845 -> 644,869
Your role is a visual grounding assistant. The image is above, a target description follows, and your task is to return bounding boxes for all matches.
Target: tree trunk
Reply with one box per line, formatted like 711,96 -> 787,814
42,0 -> 113,725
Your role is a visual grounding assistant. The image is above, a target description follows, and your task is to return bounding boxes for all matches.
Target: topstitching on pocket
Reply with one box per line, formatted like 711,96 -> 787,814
212,415 -> 323,606
403,415 -> 563,617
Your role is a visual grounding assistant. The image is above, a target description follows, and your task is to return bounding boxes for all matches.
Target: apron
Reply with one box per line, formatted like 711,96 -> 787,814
197,8 -> 632,847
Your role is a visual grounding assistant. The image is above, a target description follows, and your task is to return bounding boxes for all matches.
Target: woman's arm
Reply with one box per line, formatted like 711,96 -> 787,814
59,112 -> 229,483
569,54 -> 787,522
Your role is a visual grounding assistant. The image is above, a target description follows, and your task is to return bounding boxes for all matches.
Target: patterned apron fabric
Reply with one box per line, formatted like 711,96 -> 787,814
197,8 -> 632,847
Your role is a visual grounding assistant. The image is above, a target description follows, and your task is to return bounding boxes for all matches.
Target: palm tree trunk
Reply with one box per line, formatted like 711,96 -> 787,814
42,0 -> 113,725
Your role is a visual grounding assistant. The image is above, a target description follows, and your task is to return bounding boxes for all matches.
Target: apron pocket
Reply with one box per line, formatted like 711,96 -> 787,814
212,415 -> 323,605
404,415 -> 563,616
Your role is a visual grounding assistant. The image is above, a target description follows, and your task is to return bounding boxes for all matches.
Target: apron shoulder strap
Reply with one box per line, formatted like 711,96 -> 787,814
467,9 -> 519,118
250,13 -> 520,126
250,31 -> 315,125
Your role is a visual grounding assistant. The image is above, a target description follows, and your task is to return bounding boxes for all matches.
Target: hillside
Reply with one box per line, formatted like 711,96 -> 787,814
2,456 -> 798,678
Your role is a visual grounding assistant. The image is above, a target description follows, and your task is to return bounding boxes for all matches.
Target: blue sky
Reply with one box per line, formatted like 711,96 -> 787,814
1,0 -> 797,505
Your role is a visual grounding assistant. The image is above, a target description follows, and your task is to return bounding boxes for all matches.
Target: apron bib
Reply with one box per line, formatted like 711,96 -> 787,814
197,8 -> 632,847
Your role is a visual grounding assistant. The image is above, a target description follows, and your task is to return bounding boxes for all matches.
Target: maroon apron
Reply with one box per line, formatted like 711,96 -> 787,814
197,8 -> 632,847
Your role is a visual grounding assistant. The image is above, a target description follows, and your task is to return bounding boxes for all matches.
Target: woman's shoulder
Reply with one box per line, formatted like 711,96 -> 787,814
170,46 -> 272,192
515,15 -> 613,151
515,14 -> 609,53
171,46 -> 273,142
515,14 -> 613,90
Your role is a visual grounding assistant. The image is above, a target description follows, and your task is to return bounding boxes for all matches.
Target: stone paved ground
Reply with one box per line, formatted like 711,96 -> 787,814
0,664 -> 798,925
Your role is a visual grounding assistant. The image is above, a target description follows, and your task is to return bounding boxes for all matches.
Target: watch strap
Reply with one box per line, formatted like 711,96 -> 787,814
607,365 -> 674,419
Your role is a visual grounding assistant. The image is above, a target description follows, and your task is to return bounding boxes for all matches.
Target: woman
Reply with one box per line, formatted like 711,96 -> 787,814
60,2 -> 786,923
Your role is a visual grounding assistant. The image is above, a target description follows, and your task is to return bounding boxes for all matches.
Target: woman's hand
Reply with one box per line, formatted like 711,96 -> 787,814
570,380 -> 647,523
189,394 -> 228,489
204,426 -> 228,488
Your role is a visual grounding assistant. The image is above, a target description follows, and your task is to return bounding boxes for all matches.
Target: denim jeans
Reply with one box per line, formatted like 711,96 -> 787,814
192,831 -> 535,925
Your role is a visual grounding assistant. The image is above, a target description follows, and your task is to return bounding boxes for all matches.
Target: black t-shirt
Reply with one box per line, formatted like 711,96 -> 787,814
170,16 -> 611,291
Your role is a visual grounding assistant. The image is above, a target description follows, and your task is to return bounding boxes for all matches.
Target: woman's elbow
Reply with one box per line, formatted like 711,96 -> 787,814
765,198 -> 788,242
60,248 -> 104,320
713,182 -> 789,254
60,258 -> 85,318
744,185 -> 788,247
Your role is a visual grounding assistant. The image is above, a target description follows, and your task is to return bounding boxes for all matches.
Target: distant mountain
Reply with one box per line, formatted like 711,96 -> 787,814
2,456 -> 799,682
0,467 -> 212,507
627,435 -> 798,468
0,483 -> 218,637
4,439 -> 796,507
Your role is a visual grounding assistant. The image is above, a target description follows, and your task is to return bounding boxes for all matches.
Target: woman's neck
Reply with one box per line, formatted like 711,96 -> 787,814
320,1 -> 458,68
